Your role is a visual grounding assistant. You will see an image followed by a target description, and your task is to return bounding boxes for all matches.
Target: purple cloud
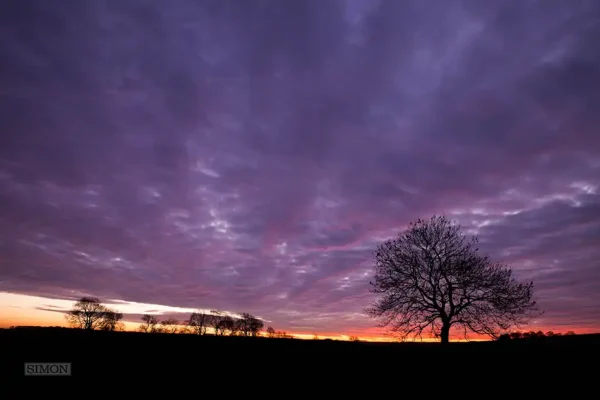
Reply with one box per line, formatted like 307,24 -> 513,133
1,0 -> 599,335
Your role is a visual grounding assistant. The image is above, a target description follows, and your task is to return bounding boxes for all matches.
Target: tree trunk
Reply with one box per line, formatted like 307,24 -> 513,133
440,323 -> 450,345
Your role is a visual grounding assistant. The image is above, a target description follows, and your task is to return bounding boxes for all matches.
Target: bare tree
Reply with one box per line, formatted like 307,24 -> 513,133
209,310 -> 223,335
238,313 -> 264,337
99,310 -> 124,331
249,316 -> 264,337
218,316 -> 234,336
366,215 -> 540,344
230,318 -> 242,336
215,320 -> 228,335
65,297 -> 109,330
238,313 -> 251,336
139,314 -> 159,333
161,318 -> 179,333
188,312 -> 210,335
266,326 -> 276,338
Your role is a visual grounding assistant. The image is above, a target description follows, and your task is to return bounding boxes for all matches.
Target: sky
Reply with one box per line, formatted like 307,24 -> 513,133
1,0 -> 599,340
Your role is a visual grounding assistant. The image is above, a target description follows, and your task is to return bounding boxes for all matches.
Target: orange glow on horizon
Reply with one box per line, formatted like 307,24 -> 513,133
1,292 -> 597,341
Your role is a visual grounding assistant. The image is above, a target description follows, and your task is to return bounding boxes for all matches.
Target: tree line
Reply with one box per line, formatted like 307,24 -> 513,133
497,330 -> 577,341
138,311 -> 266,337
65,297 -> 296,338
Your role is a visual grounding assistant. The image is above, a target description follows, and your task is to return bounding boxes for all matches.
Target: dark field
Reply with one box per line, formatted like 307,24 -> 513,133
2,327 -> 598,381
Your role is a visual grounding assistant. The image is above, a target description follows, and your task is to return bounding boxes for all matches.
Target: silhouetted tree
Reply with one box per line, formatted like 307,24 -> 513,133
65,297 -> 110,330
189,312 -> 210,335
218,316 -> 234,336
237,314 -> 251,336
100,310 -> 124,331
313,334 -> 319,340
349,336 -> 360,342
565,331 -> 576,336
249,314 -> 264,337
229,319 -> 242,336
276,331 -> 293,338
509,332 -> 523,340
139,314 -> 160,333
497,333 -> 511,342
209,310 -> 223,335
366,216 -> 540,344
214,320 -> 225,335
266,326 -> 276,338
521,330 -> 545,339
546,331 -> 555,337
237,313 -> 264,336
161,318 -> 179,334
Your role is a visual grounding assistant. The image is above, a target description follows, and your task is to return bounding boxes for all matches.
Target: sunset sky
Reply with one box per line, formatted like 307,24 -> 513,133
1,0 -> 599,340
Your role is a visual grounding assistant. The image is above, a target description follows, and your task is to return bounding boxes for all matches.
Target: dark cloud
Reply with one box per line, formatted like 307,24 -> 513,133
1,0 -> 599,335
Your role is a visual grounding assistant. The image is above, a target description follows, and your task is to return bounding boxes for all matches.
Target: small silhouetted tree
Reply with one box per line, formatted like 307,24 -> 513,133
238,313 -> 251,336
65,297 -> 109,330
565,331 -> 576,336
161,318 -> 179,333
209,310 -> 223,335
509,332 -> 523,340
248,314 -> 264,337
139,314 -> 159,333
250,318 -> 264,337
521,330 -> 544,339
189,312 -> 210,335
218,316 -> 234,336
366,216 -> 540,344
237,313 -> 263,336
497,333 -> 511,342
349,336 -> 360,342
100,310 -> 124,331
266,326 -> 276,337
231,319 -> 244,336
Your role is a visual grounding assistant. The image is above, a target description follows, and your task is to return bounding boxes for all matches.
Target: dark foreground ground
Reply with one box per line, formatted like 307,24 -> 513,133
2,327 -> 598,385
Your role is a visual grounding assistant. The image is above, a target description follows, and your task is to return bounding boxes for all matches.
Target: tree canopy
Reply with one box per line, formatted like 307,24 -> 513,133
366,215 -> 540,343
65,297 -> 122,331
